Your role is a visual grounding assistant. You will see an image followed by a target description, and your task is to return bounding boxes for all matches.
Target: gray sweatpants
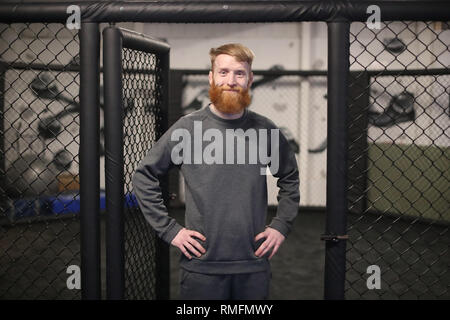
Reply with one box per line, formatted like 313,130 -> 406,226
179,268 -> 271,300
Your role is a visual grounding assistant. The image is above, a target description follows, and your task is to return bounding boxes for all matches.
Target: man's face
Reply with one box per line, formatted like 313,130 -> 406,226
208,54 -> 254,114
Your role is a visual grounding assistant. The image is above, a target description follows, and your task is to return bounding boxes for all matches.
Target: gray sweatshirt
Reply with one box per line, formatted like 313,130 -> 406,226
132,105 -> 300,274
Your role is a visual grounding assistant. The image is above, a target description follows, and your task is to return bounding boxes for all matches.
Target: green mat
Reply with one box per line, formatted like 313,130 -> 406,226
367,142 -> 450,222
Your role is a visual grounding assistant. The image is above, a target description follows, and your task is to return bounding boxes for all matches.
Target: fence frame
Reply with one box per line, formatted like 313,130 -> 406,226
323,21 -> 350,300
0,0 -> 448,300
103,26 -> 170,300
79,21 -> 101,300
0,1 -> 449,23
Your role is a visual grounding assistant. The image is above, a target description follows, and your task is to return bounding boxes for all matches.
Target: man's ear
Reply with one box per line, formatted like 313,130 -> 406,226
248,71 -> 254,88
209,70 -> 213,86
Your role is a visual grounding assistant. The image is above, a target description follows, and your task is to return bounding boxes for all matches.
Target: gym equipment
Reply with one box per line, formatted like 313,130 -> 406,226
308,138 -> 327,154
383,37 -> 407,54
369,91 -> 415,127
30,72 -> 79,109
4,154 -> 60,197
53,149 -> 73,171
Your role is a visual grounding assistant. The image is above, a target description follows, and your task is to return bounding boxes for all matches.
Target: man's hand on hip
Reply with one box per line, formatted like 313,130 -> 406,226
171,228 -> 206,260
254,227 -> 285,259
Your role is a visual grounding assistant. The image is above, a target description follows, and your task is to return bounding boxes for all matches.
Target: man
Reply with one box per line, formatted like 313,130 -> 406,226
132,43 -> 300,300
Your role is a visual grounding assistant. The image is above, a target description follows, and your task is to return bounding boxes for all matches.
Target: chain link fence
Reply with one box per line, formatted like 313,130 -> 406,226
346,21 -> 449,299
121,47 -> 162,299
0,23 -> 81,299
1,8 -> 448,302
0,23 -> 169,300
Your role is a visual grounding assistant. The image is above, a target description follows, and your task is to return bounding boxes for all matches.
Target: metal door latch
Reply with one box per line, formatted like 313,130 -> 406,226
169,193 -> 177,200
320,234 -> 349,242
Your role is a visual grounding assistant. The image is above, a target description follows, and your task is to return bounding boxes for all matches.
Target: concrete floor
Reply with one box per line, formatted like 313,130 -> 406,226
2,205 -> 448,300
168,207 -> 326,300
168,207 -> 450,300
0,207 -> 326,300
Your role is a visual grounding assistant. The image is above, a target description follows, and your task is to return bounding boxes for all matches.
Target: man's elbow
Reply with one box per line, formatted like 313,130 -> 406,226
131,169 -> 143,194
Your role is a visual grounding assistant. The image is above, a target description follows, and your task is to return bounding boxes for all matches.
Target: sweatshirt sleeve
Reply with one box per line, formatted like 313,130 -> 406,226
268,128 -> 300,237
132,122 -> 184,245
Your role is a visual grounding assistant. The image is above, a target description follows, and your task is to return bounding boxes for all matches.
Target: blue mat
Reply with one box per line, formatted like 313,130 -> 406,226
6,192 -> 138,221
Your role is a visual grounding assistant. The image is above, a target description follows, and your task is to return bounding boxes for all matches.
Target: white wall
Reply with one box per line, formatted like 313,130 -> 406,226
137,23 -> 303,70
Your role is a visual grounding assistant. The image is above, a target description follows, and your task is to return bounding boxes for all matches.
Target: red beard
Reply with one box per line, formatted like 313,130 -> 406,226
208,81 -> 251,114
